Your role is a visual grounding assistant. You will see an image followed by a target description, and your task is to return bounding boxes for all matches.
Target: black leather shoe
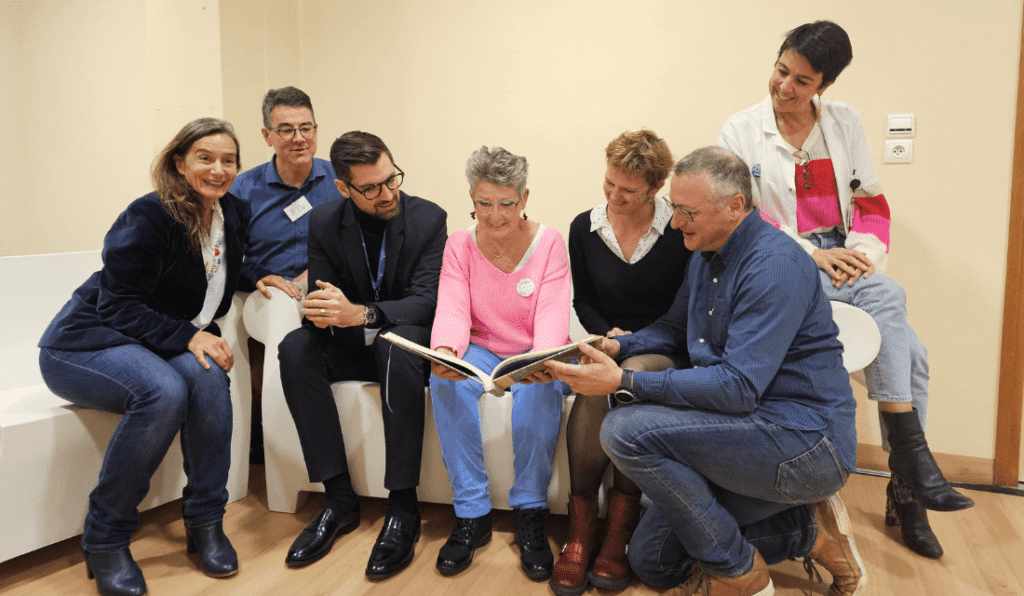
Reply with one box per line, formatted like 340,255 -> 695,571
365,512 -> 421,579
185,520 -> 238,578
883,410 -> 975,512
886,476 -> 943,558
513,507 -> 553,580
83,547 -> 147,596
436,512 -> 492,575
286,502 -> 361,568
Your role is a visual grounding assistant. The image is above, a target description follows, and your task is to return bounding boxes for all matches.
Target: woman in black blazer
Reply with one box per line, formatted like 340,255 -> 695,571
38,118 -> 269,596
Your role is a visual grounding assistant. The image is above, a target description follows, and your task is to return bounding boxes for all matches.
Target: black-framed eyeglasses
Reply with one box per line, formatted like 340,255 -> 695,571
348,168 -> 405,200
661,196 -> 725,222
473,198 -> 520,212
270,123 -> 318,140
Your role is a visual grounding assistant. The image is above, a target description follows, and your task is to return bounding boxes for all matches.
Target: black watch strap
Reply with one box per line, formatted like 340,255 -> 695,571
613,369 -> 637,405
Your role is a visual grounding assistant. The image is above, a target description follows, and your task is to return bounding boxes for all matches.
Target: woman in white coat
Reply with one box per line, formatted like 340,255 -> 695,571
719,20 -> 973,559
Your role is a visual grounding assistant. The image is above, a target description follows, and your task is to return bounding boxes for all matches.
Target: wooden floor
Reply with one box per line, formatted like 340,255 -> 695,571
2,466 -> 1022,596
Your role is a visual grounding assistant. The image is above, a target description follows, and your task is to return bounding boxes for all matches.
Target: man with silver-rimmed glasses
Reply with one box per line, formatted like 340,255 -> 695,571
279,131 -> 448,579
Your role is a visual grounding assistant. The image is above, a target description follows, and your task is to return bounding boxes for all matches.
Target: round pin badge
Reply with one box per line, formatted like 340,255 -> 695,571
517,278 -> 535,297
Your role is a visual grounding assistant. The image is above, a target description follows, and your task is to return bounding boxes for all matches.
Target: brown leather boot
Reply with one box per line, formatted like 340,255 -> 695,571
588,487 -> 641,590
675,550 -> 774,596
549,493 -> 599,596
804,495 -> 867,596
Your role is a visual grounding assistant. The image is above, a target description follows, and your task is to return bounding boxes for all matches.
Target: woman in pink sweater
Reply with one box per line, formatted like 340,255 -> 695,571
429,146 -> 571,580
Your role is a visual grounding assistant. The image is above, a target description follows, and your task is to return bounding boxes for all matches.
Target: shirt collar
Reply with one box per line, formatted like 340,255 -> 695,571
264,155 -> 328,188
589,198 -> 671,235
704,207 -> 762,266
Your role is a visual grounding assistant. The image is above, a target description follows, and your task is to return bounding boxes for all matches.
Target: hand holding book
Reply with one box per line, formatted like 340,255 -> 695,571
545,340 -> 624,396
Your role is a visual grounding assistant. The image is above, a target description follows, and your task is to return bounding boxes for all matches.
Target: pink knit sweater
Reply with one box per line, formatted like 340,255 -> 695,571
430,224 -> 571,358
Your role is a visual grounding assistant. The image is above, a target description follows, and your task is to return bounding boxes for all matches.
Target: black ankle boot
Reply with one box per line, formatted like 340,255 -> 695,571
882,410 -> 975,512
886,475 -> 943,558
185,521 -> 238,578
83,547 -> 147,596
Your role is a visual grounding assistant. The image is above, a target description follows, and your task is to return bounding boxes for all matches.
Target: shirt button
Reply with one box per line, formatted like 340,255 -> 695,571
708,310 -> 713,315
699,338 -> 705,343
713,278 -> 718,283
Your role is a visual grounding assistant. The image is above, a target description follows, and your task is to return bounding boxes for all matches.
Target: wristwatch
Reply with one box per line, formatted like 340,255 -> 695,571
613,369 -> 638,405
362,305 -> 378,327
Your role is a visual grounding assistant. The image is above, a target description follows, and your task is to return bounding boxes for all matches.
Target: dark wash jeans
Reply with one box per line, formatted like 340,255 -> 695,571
40,344 -> 232,552
602,403 -> 849,584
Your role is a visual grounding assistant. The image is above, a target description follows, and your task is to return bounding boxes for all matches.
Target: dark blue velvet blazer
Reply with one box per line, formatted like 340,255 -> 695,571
39,192 -> 267,355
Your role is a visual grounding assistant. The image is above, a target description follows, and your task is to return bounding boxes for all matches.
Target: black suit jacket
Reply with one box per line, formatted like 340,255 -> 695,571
39,192 -> 264,354
305,191 -> 448,345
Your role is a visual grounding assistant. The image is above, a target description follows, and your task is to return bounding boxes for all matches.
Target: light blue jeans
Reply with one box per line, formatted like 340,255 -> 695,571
811,230 -> 929,443
602,403 -> 849,582
430,343 -> 564,518
39,344 -> 233,552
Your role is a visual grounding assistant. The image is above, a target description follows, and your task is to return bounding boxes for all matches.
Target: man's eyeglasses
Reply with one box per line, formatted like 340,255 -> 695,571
270,124 -> 318,140
662,196 -> 725,222
349,168 -> 405,200
473,198 -> 521,212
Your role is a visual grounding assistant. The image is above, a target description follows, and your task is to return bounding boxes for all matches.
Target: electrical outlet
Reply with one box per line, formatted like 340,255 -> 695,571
884,139 -> 913,164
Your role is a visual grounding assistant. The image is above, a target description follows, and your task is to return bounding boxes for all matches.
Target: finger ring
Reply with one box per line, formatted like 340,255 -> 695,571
320,308 -> 326,315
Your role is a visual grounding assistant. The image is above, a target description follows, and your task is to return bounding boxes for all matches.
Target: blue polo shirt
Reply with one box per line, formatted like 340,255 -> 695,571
231,156 -> 341,289
617,208 -> 857,472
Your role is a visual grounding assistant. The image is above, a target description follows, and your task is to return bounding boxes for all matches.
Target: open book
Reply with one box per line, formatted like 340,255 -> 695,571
381,332 -> 604,396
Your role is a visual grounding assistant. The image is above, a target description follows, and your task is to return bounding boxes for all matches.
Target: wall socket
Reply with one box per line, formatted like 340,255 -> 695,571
884,139 -> 913,164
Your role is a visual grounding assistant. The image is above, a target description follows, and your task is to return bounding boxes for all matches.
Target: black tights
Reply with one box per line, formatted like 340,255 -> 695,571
565,353 -> 683,496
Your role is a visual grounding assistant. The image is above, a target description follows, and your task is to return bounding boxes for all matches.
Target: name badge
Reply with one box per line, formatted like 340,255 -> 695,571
517,278 -> 535,297
284,196 -> 313,222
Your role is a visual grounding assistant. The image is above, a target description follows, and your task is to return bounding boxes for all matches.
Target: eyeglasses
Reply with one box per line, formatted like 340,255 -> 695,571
270,124 -> 318,140
662,196 -> 725,222
473,198 -> 521,212
794,150 -> 814,190
348,168 -> 405,200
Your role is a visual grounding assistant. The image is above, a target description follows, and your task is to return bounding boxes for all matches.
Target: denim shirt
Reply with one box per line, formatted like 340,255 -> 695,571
231,156 -> 341,287
617,208 -> 857,471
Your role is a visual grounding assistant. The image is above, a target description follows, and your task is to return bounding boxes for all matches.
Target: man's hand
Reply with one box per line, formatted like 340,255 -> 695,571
811,247 -> 874,288
546,341 -> 621,395
431,346 -> 468,381
256,274 -> 303,300
188,330 -> 234,371
302,280 -> 365,328
606,327 -> 631,338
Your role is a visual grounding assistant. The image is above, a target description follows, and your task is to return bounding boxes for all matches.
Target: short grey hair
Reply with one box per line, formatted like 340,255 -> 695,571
673,147 -> 754,211
465,146 -> 529,199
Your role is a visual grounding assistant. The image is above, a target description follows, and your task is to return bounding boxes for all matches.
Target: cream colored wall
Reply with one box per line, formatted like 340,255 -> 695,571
4,0 -> 1021,465
0,0 -> 225,256
289,0 -> 1021,463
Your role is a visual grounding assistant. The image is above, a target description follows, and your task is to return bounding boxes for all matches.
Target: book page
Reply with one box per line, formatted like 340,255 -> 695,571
491,335 -> 603,387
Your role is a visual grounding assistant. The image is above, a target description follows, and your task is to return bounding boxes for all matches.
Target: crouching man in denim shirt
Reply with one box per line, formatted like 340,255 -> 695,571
547,146 -> 865,596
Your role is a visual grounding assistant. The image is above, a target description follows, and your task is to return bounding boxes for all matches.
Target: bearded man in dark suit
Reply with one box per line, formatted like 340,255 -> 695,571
279,131 -> 447,579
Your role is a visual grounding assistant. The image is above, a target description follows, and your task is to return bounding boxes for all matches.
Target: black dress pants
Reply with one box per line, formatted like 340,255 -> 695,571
278,324 -> 430,491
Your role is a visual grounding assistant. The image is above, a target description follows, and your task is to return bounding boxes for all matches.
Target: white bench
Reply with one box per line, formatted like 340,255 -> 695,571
244,289 -> 574,514
0,251 -> 252,563
245,290 -> 879,516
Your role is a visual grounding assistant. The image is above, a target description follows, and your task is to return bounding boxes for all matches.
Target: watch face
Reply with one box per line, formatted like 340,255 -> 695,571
613,389 -> 637,405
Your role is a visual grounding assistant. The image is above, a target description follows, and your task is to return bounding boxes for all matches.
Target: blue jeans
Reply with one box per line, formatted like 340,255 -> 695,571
39,345 -> 233,552
602,403 -> 849,582
810,230 -> 929,444
430,343 -> 564,518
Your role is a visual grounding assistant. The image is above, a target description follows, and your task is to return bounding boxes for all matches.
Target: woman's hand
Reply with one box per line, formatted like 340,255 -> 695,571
188,330 -> 234,371
811,247 -> 874,288
431,346 -> 468,381
546,342 -> 621,395
256,274 -> 303,300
